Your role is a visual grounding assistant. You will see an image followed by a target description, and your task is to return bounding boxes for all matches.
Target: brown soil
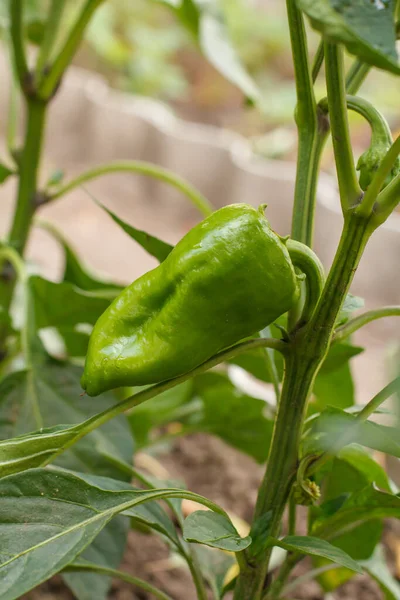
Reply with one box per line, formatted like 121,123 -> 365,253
24,434 -> 398,600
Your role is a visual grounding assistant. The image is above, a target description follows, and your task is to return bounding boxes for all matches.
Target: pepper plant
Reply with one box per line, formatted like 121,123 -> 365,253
1,1 -> 400,600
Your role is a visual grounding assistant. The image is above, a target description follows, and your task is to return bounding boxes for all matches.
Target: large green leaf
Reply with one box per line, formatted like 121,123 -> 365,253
272,536 -> 362,573
0,422 -> 83,477
183,510 -> 251,551
0,356 -> 133,479
309,406 -> 400,458
192,546 -> 235,599
97,202 -> 173,262
193,372 -> 274,462
0,468 -> 224,600
30,276 -> 116,329
297,0 -> 400,75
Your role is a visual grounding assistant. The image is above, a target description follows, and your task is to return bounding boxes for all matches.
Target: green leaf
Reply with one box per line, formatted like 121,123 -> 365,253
62,518 -> 129,600
312,485 -> 400,538
193,372 -> 274,462
162,0 -> 260,101
198,5 -> 260,102
337,445 -> 393,493
0,357 -> 133,479
310,343 -> 363,414
192,546 -> 235,599
0,422 -> 83,477
30,276 -> 116,328
310,407 -> 400,458
38,222 -> 122,292
129,380 -> 194,448
297,0 -> 400,75
274,536 -> 363,573
0,468 -> 223,600
336,293 -> 364,326
183,510 -> 251,551
362,545 -> 400,600
97,201 -> 173,262
0,163 -> 14,184
229,347 -> 284,383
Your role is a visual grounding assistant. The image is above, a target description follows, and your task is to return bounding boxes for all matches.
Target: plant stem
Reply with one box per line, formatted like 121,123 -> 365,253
345,61 -> 370,94
48,161 -> 213,216
64,563 -> 175,600
0,98 -> 47,351
286,239 -> 325,323
311,41 -> 324,83
8,0 -> 29,93
286,0 -> 319,246
324,43 -> 361,211
44,337 -> 287,466
334,306 -> 400,343
233,212 -> 374,600
38,0 -> 105,99
185,550 -> 209,600
8,100 -> 46,253
36,0 -> 66,80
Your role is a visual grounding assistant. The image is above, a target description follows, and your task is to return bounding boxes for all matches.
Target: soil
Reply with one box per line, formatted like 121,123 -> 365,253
24,434 -> 398,600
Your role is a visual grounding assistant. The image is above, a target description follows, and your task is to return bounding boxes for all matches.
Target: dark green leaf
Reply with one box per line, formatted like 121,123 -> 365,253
362,545 -> 400,600
0,163 -> 14,184
298,0 -> 400,75
312,485 -> 400,539
192,546 -> 235,600
319,343 -> 364,373
183,510 -> 251,552
0,422 -> 83,477
98,202 -> 173,262
0,468 -> 221,600
193,372 -> 274,462
0,357 -> 133,479
274,535 -> 362,573
229,347 -> 284,383
30,276 -> 116,328
62,518 -> 129,600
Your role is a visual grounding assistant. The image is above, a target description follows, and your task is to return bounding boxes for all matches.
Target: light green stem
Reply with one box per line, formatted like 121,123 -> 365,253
345,60 -> 370,94
311,41 -> 324,83
36,0 -> 66,79
8,0 -> 29,93
63,564 -> 176,600
287,239 -> 325,324
373,170 -> 400,225
44,337 -> 287,466
48,161 -> 213,216
334,306 -> 400,343
324,43 -> 361,211
38,0 -> 105,99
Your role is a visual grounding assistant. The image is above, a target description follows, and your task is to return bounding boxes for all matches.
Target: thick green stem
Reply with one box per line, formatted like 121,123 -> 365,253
233,212 -> 374,600
0,99 -> 47,350
324,43 -> 361,211
48,161 -> 213,216
8,100 -> 46,252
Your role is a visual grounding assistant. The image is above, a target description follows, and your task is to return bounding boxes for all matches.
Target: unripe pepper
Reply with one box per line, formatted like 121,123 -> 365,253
81,204 -> 300,396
